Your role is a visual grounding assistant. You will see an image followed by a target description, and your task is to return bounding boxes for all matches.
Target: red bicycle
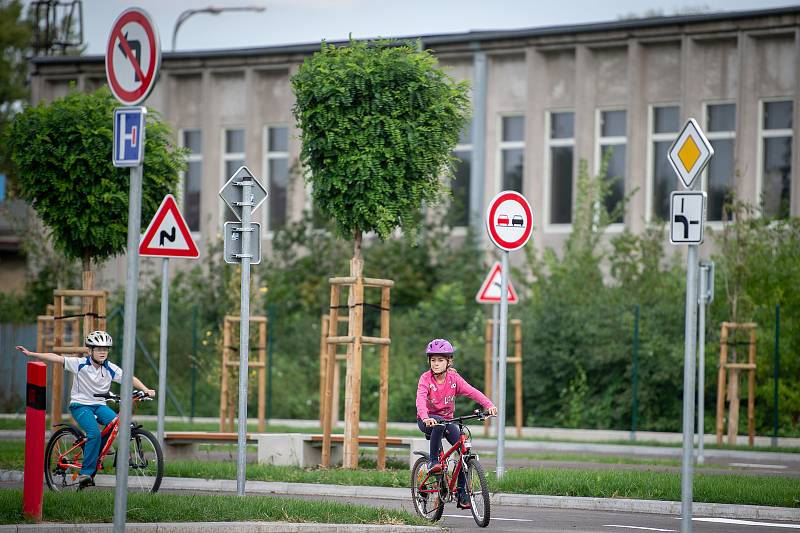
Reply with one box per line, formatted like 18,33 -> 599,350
44,390 -> 163,493
411,410 -> 492,527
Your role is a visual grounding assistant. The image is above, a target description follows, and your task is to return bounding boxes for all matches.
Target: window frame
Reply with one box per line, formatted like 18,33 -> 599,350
448,132 -> 473,233
220,127 -> 246,226
594,107 -> 627,230
178,128 -> 203,236
702,100 -> 737,226
756,97 -> 793,218
544,109 -> 575,232
262,123 -> 290,236
496,113 -> 526,193
645,103 -> 681,223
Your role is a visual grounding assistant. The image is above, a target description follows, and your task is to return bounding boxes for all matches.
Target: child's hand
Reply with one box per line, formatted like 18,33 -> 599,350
422,418 -> 437,427
145,389 -> 156,398
15,346 -> 31,357
487,406 -> 498,417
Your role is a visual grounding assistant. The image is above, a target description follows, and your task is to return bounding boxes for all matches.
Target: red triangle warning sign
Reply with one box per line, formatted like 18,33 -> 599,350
139,195 -> 199,258
475,262 -> 518,304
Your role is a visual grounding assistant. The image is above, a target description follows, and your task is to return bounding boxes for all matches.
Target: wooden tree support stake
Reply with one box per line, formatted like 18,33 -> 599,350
484,318 -> 524,437
219,315 -> 268,432
48,289 -> 107,425
715,322 -> 757,446
320,269 -> 394,470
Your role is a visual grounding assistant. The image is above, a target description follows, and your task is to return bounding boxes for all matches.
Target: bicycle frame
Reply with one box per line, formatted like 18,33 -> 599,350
417,421 -> 473,497
56,394 -> 145,475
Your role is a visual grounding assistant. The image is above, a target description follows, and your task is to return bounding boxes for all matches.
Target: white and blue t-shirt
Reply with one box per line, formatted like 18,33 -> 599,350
63,356 -> 123,405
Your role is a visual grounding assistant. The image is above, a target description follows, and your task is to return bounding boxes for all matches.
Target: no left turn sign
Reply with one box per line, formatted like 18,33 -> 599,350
485,190 -> 533,251
105,8 -> 161,106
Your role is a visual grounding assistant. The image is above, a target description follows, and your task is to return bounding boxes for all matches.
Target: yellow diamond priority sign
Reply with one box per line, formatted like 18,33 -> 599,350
668,118 -> 714,189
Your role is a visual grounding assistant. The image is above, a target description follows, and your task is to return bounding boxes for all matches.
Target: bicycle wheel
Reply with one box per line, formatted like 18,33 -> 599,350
410,457 -> 444,522
44,426 -> 84,492
465,458 -> 490,527
116,427 -> 163,493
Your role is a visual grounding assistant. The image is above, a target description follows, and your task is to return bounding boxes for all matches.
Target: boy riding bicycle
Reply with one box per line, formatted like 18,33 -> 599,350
416,339 -> 497,509
17,330 -> 155,488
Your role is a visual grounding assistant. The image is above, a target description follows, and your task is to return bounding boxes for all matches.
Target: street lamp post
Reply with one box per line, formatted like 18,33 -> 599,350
172,5 -> 266,51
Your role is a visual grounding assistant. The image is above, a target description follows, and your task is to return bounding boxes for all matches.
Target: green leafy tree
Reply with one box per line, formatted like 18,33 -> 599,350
5,87 -> 186,273
0,0 -> 31,177
291,39 -> 471,257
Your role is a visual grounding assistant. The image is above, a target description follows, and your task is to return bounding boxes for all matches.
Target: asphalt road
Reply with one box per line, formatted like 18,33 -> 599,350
2,478 -> 798,532
174,488 -> 800,533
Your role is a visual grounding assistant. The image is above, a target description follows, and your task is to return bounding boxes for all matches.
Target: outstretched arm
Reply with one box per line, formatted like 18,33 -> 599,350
132,376 -> 156,398
16,346 -> 64,365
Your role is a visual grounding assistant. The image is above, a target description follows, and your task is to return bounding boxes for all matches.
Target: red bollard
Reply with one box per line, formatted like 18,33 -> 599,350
23,361 -> 47,521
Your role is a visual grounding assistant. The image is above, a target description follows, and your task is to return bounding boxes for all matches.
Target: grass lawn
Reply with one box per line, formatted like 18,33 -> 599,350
497,468 -> 800,508
3,439 -> 795,508
0,489 -> 425,525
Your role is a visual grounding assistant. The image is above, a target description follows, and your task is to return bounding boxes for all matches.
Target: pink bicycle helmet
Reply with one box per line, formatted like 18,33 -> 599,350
426,338 -> 454,356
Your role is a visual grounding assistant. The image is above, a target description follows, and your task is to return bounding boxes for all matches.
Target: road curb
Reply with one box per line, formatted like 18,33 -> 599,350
492,493 -> 800,522
0,523 -> 438,532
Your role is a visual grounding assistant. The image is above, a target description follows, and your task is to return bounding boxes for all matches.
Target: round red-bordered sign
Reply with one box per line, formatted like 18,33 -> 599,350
105,8 -> 161,106
485,190 -> 533,251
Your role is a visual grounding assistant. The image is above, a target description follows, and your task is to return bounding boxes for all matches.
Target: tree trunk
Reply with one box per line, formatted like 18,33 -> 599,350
353,229 -> 362,259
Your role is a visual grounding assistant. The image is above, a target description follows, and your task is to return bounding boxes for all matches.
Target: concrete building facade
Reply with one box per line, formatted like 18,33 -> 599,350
15,7 -> 800,286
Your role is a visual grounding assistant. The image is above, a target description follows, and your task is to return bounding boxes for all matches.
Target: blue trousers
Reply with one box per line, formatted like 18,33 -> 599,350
70,403 -> 117,476
417,415 -> 466,492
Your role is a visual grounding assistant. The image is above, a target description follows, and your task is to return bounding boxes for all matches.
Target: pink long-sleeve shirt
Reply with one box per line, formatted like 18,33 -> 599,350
416,368 -> 494,420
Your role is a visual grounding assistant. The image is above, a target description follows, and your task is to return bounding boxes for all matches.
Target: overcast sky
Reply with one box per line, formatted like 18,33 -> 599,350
55,0 -> 800,54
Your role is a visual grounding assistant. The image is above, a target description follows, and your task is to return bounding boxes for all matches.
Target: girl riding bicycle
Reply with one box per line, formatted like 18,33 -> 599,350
17,330 -> 155,488
416,338 -> 497,509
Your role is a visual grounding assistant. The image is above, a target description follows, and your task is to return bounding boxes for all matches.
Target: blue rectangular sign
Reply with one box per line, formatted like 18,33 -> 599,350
113,107 -> 146,167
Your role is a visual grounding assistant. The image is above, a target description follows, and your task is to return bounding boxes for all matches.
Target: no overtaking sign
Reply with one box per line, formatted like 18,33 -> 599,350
485,190 -> 533,251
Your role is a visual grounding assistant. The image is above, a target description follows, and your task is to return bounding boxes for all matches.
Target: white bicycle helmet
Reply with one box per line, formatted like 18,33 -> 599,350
85,330 -> 113,348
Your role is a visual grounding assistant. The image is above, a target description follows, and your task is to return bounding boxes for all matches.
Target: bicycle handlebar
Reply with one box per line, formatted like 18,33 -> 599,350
434,410 -> 495,426
93,390 -> 152,402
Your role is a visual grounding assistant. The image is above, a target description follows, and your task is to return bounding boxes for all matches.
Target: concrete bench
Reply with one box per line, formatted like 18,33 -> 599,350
255,433 -> 428,468
163,431 -> 257,460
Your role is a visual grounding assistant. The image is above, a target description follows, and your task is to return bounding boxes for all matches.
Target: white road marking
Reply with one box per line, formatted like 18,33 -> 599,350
728,462 -> 788,469
603,526 -> 675,532
691,517 -> 800,529
444,514 -> 533,522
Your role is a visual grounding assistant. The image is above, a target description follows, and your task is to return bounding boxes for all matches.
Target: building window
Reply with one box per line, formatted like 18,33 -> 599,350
650,105 -> 680,221
447,123 -> 472,228
597,110 -> 627,224
500,115 -> 524,193
180,129 -> 202,232
264,125 -> 289,232
222,128 -> 245,222
548,111 -> 574,224
705,103 -> 736,222
760,100 -> 793,219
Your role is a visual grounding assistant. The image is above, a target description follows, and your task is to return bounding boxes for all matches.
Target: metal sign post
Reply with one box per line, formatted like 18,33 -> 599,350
484,190 -> 533,480
475,261 -> 518,437
138,195 -> 199,447
696,261 -> 714,464
491,304 -> 499,435
667,118 -> 713,533
219,166 -> 268,496
106,8 -> 160,532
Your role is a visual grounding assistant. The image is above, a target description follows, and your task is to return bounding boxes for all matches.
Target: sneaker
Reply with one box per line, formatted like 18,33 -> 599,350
427,462 -> 443,474
456,491 -> 471,510
77,474 -> 94,489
